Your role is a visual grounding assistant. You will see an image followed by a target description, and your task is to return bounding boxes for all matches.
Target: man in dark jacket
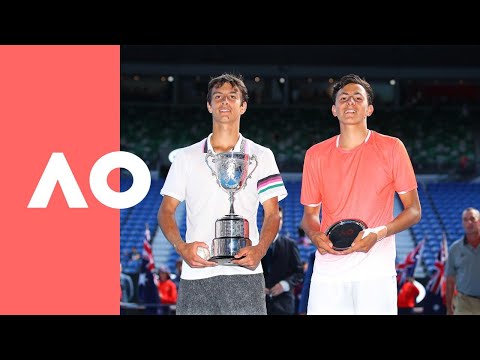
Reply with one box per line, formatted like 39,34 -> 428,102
262,207 -> 304,315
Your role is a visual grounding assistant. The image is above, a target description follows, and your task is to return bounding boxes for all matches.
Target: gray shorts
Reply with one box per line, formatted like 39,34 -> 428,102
176,273 -> 267,315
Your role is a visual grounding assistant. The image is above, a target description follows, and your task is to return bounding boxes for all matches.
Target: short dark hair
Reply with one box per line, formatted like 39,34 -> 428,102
331,74 -> 374,105
206,73 -> 249,104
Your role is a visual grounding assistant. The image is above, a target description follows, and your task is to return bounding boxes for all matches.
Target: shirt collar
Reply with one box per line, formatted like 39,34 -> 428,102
336,129 -> 371,148
204,133 -> 244,154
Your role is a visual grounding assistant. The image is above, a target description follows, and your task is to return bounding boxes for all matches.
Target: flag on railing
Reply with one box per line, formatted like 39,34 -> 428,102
137,223 -> 161,314
396,239 -> 425,290
424,233 -> 448,314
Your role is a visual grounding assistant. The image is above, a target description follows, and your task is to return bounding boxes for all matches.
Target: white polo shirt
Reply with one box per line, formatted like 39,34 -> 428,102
160,134 -> 288,280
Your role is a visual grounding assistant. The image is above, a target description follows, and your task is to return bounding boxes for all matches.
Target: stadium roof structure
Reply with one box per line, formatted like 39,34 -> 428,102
121,45 -> 480,68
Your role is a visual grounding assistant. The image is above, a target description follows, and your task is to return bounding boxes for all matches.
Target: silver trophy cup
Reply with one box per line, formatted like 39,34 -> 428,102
205,151 -> 258,265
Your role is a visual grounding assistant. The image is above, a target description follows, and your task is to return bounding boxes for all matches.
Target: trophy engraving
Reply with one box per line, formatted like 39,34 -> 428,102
205,151 -> 258,265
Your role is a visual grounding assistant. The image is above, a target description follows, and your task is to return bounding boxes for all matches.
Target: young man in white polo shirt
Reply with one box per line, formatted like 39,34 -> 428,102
158,73 -> 287,315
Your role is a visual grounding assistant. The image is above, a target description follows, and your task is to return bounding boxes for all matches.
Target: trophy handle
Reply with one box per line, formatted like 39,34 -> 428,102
205,150 -> 227,194
205,150 -> 218,178
241,154 -> 258,190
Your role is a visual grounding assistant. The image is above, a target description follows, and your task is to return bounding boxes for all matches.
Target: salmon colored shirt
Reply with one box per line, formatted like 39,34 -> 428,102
301,130 -> 417,281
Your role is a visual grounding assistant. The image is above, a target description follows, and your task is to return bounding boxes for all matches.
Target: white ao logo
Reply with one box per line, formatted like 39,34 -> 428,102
27,151 -> 151,209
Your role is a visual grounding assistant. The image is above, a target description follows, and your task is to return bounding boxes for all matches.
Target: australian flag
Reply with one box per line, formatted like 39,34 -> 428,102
423,233 -> 448,315
137,224 -> 161,314
396,239 -> 424,290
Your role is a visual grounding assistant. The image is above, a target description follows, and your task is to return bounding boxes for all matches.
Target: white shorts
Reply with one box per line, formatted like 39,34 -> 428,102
307,275 -> 397,315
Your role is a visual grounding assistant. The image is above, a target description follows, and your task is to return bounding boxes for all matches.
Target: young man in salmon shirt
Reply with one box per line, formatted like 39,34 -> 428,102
301,74 -> 421,315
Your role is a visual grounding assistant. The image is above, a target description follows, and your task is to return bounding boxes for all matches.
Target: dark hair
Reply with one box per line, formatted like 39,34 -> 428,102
158,266 -> 171,280
206,73 -> 249,104
331,74 -> 374,105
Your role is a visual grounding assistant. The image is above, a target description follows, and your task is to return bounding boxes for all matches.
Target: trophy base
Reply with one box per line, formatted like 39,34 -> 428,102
208,256 -> 241,266
209,237 -> 252,266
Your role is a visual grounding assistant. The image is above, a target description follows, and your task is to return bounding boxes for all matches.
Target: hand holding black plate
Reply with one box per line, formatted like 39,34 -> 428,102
325,219 -> 367,251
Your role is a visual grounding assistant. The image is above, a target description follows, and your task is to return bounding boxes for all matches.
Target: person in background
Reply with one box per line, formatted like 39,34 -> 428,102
397,276 -> 419,315
172,258 -> 183,287
157,265 -> 178,315
297,227 -> 311,246
446,207 -> 480,315
262,206 -> 304,315
297,250 -> 315,315
120,263 -> 134,303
